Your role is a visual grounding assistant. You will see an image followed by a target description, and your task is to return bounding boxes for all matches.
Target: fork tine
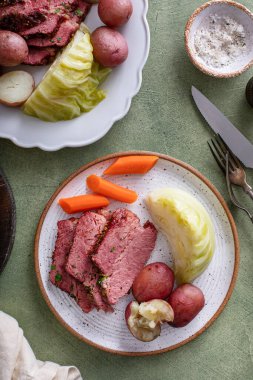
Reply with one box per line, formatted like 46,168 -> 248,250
208,140 -> 226,172
210,137 -> 233,171
212,136 -> 235,172
215,135 -> 237,171
217,134 -> 242,169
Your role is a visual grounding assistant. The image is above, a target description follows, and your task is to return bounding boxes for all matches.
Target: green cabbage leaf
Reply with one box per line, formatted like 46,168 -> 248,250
146,188 -> 215,283
23,25 -> 110,122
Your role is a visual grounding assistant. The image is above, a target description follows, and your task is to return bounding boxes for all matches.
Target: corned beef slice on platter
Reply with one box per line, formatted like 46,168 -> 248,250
0,0 -> 91,64
0,0 -> 48,32
0,0 -> 23,7
23,47 -> 57,65
50,218 -> 94,313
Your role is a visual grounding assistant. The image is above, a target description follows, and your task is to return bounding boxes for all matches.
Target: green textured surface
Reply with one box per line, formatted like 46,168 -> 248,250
1,0 -> 253,379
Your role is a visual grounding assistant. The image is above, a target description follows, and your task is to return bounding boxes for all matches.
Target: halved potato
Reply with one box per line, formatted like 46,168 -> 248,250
0,71 -> 34,107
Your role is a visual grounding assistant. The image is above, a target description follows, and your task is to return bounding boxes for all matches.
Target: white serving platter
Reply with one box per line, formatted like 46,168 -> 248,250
0,1 -> 150,151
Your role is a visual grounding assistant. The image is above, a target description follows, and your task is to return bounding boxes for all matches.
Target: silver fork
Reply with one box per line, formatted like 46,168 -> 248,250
225,152 -> 253,223
208,135 -> 253,200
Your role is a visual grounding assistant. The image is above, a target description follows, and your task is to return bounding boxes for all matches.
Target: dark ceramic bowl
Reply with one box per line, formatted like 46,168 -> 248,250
0,169 -> 16,274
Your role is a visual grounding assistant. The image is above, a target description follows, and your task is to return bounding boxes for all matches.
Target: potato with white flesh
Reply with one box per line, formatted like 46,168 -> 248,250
0,71 -> 34,107
125,300 -> 174,342
146,188 -> 215,284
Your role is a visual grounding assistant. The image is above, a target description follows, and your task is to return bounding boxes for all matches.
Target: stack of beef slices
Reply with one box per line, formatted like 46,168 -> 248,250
50,209 -> 158,313
0,0 -> 91,65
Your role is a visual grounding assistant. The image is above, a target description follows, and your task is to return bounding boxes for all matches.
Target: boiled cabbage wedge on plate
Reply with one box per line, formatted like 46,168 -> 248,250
146,188 -> 215,284
23,24 -> 110,122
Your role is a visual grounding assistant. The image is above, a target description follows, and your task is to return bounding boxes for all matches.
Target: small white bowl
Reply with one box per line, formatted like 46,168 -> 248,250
185,0 -> 253,78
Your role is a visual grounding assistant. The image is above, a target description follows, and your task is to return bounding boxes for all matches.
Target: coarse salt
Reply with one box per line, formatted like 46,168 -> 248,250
194,14 -> 248,68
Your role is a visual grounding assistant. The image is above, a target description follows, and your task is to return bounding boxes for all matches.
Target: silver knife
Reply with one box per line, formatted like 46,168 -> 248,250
192,86 -> 253,168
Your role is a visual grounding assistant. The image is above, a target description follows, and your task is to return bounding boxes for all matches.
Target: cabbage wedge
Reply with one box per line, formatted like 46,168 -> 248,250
23,25 -> 110,122
146,188 -> 215,284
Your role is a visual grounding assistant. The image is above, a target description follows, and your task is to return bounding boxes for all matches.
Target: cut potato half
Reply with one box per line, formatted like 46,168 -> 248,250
0,71 -> 34,107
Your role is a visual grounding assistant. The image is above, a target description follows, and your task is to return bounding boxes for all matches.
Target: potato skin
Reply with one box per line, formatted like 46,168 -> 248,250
132,262 -> 175,302
98,0 -> 133,28
168,284 -> 205,327
0,31 -> 28,67
91,27 -> 128,67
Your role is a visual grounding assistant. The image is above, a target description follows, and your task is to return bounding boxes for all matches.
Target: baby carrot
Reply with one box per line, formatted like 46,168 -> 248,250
103,155 -> 159,175
58,194 -> 109,214
86,174 -> 138,203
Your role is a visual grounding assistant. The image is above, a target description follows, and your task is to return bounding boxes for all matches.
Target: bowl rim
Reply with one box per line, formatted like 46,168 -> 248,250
34,150 -> 240,356
185,0 -> 253,78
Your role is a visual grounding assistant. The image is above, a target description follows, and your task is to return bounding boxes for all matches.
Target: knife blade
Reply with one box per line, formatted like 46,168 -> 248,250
192,86 -> 253,168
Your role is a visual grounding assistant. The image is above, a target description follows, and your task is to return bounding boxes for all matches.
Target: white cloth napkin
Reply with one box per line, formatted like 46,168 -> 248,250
0,311 -> 83,380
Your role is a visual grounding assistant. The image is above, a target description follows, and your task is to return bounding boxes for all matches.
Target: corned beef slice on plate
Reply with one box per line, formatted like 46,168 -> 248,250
92,210 -> 158,305
102,221 -> 157,305
92,209 -> 141,275
65,212 -> 113,312
50,218 -> 94,313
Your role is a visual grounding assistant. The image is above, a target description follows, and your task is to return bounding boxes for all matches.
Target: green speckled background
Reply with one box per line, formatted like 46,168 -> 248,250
1,1 -> 253,379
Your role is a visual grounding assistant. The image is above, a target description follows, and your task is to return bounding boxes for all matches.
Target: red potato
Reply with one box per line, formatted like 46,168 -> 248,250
168,284 -> 205,328
132,262 -> 174,303
0,31 -> 28,67
91,27 -> 128,67
125,300 -> 174,342
98,0 -> 133,28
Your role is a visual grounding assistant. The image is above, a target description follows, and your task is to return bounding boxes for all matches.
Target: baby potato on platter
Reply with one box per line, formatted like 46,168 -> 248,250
91,27 -> 128,67
0,31 -> 28,66
98,0 -> 133,28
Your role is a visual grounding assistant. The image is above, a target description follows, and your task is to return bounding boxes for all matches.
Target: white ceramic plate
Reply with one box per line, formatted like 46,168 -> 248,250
35,152 -> 239,355
0,2 -> 149,151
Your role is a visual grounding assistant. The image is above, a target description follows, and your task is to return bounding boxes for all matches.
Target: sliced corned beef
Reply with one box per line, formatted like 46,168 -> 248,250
0,0 -> 22,7
0,0 -> 48,31
27,19 -> 79,47
66,212 -> 107,282
71,0 -> 91,22
65,212 -> 112,312
50,218 -> 94,313
21,14 -> 61,37
23,47 -> 57,65
101,221 -> 157,305
92,209 -> 140,275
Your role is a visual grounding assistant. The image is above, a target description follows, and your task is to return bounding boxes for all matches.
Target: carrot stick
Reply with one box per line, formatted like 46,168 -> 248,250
86,174 -> 138,203
58,194 -> 109,214
103,155 -> 159,175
